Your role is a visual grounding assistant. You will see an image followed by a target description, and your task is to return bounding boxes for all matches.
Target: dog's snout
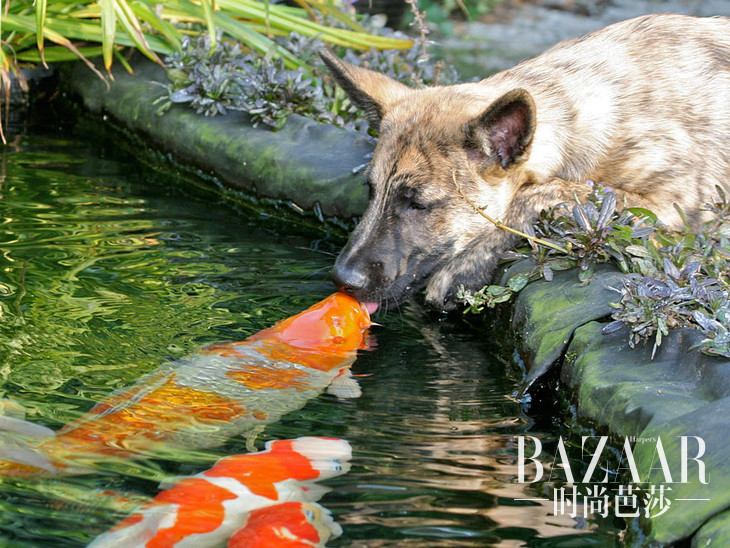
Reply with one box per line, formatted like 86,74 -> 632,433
331,263 -> 368,295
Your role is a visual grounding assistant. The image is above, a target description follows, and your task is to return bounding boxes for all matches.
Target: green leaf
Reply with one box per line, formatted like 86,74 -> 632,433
200,0 -> 217,50
113,46 -> 134,74
486,285 -> 510,297
114,0 -> 162,64
99,0 -> 116,72
578,261 -> 595,283
546,258 -> 577,272
625,207 -> 658,222
35,0 -> 48,67
15,46 -> 105,63
625,245 -> 654,258
129,1 -> 182,52
507,274 -> 529,292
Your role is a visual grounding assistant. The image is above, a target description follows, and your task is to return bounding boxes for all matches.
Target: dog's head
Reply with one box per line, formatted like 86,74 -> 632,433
320,51 -> 537,310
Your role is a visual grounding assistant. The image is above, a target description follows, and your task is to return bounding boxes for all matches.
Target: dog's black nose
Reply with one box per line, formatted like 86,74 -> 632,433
331,264 -> 367,295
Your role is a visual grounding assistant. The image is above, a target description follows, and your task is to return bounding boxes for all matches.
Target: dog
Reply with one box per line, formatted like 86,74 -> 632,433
320,14 -> 730,311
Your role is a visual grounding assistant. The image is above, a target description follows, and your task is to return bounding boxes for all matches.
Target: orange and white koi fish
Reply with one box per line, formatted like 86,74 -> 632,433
89,437 -> 350,548
0,293 -> 372,476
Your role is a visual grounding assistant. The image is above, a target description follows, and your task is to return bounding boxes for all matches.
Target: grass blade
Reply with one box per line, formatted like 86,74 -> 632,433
216,0 -> 412,50
114,0 -> 162,64
35,0 -> 48,67
215,12 -> 304,68
3,13 -> 173,55
113,46 -> 134,73
99,0 -> 116,73
129,1 -> 182,52
304,0 -> 367,33
16,45 -> 105,63
200,0 -> 217,50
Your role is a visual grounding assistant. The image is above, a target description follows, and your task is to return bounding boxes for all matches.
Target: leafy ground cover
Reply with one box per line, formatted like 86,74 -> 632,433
153,0 -> 460,131
155,22 -> 459,130
458,183 -> 730,358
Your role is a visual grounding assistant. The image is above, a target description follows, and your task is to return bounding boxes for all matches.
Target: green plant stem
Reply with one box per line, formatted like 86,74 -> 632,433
451,170 -> 570,254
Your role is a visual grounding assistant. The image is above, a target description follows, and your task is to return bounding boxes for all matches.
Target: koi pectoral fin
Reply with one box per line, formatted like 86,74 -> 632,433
326,368 -> 362,399
0,435 -> 57,474
0,415 -> 56,440
0,415 -> 58,474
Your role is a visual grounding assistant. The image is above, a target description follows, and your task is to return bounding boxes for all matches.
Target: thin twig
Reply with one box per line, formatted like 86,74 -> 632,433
451,170 -> 570,254
404,0 -> 430,84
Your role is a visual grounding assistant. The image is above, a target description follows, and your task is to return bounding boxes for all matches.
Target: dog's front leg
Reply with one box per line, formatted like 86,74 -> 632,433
425,179 -> 596,310
425,228 -> 520,310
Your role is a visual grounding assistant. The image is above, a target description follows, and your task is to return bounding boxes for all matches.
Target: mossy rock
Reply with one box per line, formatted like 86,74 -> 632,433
632,396 -> 730,545
507,261 -> 730,545
62,59 -> 373,221
508,264 -> 626,390
692,509 -> 730,548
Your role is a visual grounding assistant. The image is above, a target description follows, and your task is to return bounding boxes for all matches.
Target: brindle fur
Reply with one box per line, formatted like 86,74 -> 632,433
322,14 -> 730,310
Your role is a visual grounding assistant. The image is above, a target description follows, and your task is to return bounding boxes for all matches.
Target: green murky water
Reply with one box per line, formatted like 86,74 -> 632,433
0,134 -> 621,546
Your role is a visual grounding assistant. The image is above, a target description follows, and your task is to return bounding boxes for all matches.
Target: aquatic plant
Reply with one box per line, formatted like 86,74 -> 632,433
458,183 -> 730,358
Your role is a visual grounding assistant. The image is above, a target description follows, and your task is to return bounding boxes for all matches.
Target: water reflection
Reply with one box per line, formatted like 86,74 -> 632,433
293,308 -> 620,546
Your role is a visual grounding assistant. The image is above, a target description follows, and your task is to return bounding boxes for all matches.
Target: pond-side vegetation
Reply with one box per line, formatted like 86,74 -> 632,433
156,26 -> 459,131
0,0 -> 412,142
457,184 -> 730,359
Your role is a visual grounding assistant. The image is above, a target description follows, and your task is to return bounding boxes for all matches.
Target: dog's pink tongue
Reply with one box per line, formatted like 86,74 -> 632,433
362,302 -> 379,315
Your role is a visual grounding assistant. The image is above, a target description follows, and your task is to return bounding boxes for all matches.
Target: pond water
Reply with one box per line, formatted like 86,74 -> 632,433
0,132 -> 621,546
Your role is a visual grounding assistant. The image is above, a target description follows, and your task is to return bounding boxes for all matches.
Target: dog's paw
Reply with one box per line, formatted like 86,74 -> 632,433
426,260 -> 497,311
424,269 -> 464,311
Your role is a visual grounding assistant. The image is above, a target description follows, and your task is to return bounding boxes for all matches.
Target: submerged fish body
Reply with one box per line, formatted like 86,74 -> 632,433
0,293 -> 372,475
227,501 -> 341,548
89,437 -> 350,548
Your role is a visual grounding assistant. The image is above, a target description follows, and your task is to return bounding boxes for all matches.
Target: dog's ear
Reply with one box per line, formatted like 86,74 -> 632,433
464,89 -> 536,169
318,49 -> 411,132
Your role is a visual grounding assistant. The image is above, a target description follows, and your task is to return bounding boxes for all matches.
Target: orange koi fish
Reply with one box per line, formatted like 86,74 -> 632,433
89,437 -> 349,548
0,293 -> 372,476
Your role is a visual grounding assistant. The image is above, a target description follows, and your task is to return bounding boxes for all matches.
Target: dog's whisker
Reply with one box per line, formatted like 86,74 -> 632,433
295,246 -> 338,258
387,289 -> 405,325
298,266 -> 331,281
